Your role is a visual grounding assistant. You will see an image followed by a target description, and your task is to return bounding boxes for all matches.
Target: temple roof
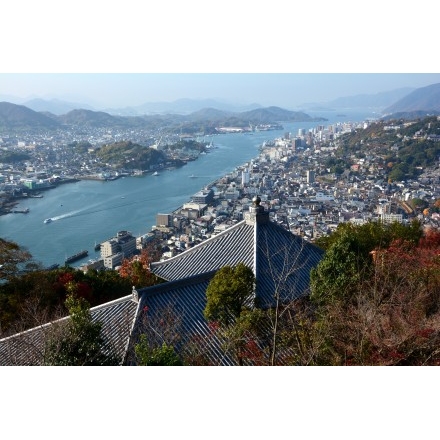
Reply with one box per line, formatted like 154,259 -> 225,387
151,213 -> 324,307
0,202 -> 324,366
0,295 -> 138,366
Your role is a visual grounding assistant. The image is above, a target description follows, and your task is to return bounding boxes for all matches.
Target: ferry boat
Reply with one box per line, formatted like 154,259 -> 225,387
65,250 -> 88,265
44,218 -> 53,224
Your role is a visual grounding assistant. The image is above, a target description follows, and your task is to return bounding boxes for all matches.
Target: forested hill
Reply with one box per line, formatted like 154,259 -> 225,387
383,83 -> 440,114
0,102 -> 59,129
0,102 -> 325,134
338,115 -> 440,181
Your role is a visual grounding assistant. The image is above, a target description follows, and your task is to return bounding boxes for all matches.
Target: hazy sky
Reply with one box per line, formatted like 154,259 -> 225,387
1,2 -> 439,110
1,73 -> 440,109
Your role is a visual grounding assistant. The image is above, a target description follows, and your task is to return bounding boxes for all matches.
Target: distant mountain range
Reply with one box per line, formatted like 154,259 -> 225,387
1,82 -> 440,132
23,98 -> 95,114
301,83 -> 440,119
0,101 -> 59,129
299,87 -> 416,111
0,96 -> 262,116
382,83 -> 440,114
0,103 -> 326,133
103,98 -> 263,116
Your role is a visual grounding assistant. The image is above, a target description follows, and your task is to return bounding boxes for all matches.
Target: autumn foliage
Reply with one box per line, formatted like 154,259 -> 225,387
118,243 -> 162,288
308,225 -> 440,365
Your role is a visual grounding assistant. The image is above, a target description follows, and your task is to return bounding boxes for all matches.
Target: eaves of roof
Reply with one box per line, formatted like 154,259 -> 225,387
126,272 -> 233,365
0,294 -> 138,366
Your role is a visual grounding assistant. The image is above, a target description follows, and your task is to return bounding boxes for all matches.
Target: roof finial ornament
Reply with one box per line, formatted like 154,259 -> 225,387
132,286 -> 139,303
245,195 -> 268,224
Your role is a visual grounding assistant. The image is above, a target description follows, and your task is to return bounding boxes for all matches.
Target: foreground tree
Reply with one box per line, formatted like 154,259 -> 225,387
202,263 -> 266,365
310,220 -> 423,306
134,334 -> 182,366
0,238 -> 40,281
0,264 -> 133,336
204,263 -> 255,326
44,288 -> 119,366
309,226 -> 440,365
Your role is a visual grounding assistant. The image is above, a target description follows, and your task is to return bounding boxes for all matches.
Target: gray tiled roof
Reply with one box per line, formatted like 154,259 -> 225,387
254,221 -> 324,307
123,209 -> 325,365
151,216 -> 324,308
0,295 -> 138,366
126,272 -> 233,365
1,204 -> 325,366
151,221 -> 255,280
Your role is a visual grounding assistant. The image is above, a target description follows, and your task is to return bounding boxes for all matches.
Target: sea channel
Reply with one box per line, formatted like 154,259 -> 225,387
0,110 -> 377,268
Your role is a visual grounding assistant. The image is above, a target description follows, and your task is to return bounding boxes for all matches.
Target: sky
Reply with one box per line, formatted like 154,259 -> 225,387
1,73 -> 440,109
1,2 -> 439,111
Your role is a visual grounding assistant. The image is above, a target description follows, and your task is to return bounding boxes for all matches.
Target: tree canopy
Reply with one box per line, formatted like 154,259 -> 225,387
204,263 -> 255,326
44,292 -> 119,366
0,238 -> 39,281
310,220 -> 423,306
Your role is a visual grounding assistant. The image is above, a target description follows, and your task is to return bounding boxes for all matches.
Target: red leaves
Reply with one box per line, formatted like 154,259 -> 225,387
416,328 -> 435,339
208,321 -> 220,334
118,247 -> 161,287
75,281 -> 93,302
322,228 -> 440,365
58,272 -> 75,286
240,339 -> 265,366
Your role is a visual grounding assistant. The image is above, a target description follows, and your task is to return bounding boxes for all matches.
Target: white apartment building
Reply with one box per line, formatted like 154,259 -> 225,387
380,213 -> 403,224
101,230 -> 137,269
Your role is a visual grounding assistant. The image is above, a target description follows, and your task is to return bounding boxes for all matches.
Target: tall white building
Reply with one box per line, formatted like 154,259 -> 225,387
241,168 -> 250,186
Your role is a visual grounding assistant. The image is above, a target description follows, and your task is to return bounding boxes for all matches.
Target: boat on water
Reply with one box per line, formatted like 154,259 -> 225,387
44,218 -> 53,224
189,174 -> 197,178
153,171 -> 159,176
65,250 -> 88,265
45,263 -> 60,271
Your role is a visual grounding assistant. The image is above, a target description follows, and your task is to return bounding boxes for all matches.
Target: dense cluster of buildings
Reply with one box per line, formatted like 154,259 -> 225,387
4,116 -> 440,365
0,127 -> 189,214
77,117 -> 440,271
3,115 -> 440,271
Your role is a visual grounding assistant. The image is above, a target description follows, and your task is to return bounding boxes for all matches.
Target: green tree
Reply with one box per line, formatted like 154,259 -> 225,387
310,231 -> 364,305
314,219 -> 422,252
0,238 -> 39,281
204,263 -> 255,326
310,220 -> 423,306
44,291 -> 118,366
134,334 -> 182,366
410,197 -> 429,212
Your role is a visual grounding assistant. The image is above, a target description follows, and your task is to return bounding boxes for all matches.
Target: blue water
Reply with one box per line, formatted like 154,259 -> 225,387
0,110 -> 377,267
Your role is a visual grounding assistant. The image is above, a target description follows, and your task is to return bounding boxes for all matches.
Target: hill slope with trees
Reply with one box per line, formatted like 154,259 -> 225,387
383,83 -> 440,114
